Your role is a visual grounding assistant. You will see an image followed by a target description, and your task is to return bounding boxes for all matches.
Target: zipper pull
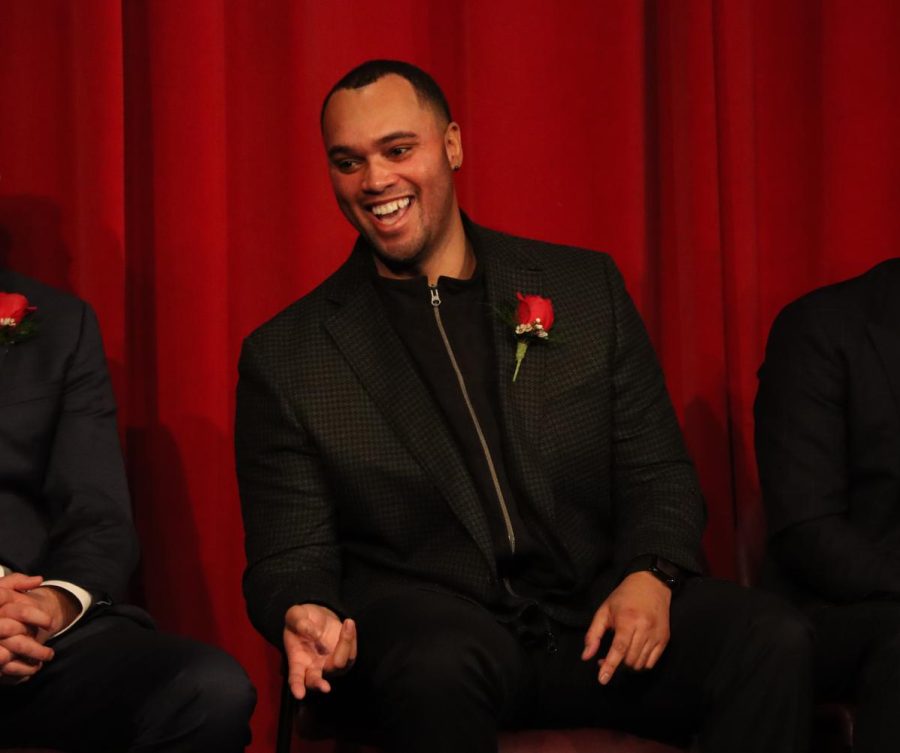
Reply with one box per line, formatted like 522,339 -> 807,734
429,285 -> 441,307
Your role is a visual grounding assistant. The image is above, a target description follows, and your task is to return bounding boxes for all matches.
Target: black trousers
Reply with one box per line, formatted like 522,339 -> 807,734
327,577 -> 812,753
812,600 -> 900,753
0,610 -> 256,752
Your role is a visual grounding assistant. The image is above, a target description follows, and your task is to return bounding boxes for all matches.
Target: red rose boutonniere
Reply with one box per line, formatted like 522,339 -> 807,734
512,292 -> 554,382
0,292 -> 38,346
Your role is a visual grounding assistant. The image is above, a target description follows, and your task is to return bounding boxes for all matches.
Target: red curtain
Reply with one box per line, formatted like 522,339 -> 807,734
2,1 -> 899,749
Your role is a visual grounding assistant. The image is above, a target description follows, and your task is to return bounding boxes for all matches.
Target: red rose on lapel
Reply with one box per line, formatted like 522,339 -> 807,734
0,292 -> 38,345
0,293 -> 32,327
512,292 -> 554,382
515,293 -> 554,334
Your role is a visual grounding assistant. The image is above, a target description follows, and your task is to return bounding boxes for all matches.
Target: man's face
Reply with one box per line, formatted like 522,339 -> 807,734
322,75 -> 462,273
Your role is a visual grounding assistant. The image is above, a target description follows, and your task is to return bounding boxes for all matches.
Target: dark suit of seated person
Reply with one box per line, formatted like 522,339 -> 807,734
0,269 -> 256,752
236,59 -> 813,753
755,258 -> 900,753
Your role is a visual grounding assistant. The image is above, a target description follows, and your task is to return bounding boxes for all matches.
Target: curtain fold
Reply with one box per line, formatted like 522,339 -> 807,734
2,1 -> 899,748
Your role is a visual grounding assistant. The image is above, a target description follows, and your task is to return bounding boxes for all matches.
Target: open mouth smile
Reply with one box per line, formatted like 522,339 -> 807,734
368,196 -> 413,226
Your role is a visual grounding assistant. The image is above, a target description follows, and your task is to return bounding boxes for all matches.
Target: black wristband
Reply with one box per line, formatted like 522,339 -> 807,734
623,554 -> 683,591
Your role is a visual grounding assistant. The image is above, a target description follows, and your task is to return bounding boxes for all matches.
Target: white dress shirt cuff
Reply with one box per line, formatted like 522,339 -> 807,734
37,580 -> 93,638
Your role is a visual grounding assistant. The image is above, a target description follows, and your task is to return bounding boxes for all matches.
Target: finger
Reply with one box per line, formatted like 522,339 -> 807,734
327,619 -> 357,671
284,620 -> 320,701
0,602 -> 53,630
288,661 -> 309,700
632,639 -> 656,671
1,635 -> 54,663
0,574 -> 43,592
285,643 -> 315,701
0,589 -> 37,609
348,623 -> 358,664
645,641 -> 668,670
624,622 -> 651,667
304,665 -> 331,694
0,658 -> 44,678
286,646 -> 331,699
582,607 -> 609,661
598,627 -> 633,685
0,618 -> 30,641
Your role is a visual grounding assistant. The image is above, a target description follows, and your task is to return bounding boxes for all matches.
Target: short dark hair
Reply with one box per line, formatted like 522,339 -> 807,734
320,60 -> 452,129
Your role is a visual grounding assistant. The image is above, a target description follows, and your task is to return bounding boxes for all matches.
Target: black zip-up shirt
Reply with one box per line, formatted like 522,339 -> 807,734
373,266 -> 567,600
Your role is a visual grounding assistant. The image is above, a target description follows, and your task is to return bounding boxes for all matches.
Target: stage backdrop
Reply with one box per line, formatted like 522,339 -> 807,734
2,1 -> 899,749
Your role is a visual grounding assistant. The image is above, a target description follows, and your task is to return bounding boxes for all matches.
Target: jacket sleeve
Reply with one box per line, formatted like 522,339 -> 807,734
41,303 -> 138,603
769,515 -> 900,602
755,299 -> 900,602
605,257 -> 706,574
235,334 -> 344,648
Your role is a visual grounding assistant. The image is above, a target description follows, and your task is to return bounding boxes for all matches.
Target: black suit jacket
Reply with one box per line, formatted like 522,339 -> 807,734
755,258 -> 900,606
0,270 -> 137,604
236,220 -> 705,647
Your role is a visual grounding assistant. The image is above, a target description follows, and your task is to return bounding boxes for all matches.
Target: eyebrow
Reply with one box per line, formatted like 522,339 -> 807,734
327,131 -> 419,160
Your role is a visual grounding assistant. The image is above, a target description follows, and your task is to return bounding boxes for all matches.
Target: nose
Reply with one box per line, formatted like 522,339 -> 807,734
360,158 -> 396,193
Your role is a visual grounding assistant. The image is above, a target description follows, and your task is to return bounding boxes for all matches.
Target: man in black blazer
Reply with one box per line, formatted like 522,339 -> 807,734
237,60 -> 811,752
0,269 -> 255,751
755,259 -> 900,753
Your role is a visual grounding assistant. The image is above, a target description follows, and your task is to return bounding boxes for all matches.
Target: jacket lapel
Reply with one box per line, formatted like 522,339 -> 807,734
478,225 -> 558,523
867,260 -> 900,427
484,240 -> 546,441
323,245 -> 496,572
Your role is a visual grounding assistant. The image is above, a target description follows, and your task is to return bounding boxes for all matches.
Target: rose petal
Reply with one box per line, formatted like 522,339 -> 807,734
0,293 -> 31,326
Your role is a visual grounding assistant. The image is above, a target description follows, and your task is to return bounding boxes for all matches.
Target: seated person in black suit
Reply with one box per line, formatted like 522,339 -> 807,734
0,270 -> 256,752
755,258 -> 900,753
237,59 -> 813,753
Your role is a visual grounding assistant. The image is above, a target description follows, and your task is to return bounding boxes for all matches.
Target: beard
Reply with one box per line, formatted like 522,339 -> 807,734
368,237 -> 431,276
361,215 -> 439,278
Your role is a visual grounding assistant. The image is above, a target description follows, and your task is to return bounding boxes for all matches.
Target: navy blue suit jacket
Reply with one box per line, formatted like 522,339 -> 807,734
0,270 -> 137,604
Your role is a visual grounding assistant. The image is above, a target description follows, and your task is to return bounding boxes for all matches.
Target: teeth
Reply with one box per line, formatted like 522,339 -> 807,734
371,197 -> 411,216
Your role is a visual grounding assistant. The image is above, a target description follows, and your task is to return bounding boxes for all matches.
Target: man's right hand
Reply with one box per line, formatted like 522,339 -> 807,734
283,603 -> 357,700
0,573 -> 56,683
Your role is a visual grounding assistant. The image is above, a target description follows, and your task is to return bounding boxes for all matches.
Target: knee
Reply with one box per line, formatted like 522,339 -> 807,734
158,643 -> 256,749
175,645 -> 257,721
197,648 -> 256,713
744,602 -> 814,670
353,591 -> 521,717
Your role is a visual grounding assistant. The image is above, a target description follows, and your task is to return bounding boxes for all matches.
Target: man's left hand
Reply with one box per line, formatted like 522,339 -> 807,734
0,576 -> 55,684
581,571 -> 672,686
0,577 -> 80,684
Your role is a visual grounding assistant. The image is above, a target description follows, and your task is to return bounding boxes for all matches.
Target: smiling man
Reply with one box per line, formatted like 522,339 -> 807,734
236,60 -> 812,753
323,66 -> 467,280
